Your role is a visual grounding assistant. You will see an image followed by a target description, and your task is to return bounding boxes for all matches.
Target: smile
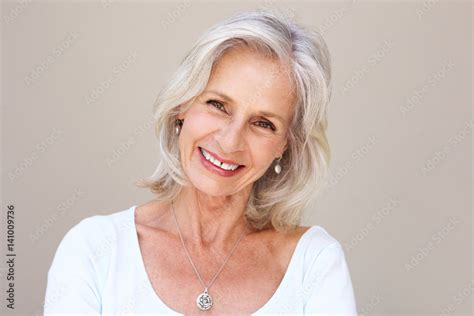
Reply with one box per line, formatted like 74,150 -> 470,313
199,147 -> 242,171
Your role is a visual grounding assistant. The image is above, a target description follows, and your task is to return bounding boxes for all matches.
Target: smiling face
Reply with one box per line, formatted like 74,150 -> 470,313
177,45 -> 296,196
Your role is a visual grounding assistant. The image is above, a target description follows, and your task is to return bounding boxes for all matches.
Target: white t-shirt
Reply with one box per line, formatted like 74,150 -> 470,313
44,205 -> 357,315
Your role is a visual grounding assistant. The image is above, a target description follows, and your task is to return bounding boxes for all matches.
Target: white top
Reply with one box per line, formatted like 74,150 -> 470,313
44,205 -> 357,315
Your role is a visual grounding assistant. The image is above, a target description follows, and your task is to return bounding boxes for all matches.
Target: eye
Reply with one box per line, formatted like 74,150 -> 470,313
255,120 -> 276,131
206,99 -> 226,113
207,99 -> 276,132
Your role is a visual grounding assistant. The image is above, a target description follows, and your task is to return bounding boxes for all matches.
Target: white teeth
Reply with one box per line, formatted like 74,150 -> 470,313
200,147 -> 239,171
221,162 -> 238,171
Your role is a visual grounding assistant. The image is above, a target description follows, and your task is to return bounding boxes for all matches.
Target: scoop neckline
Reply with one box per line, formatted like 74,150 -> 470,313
129,204 -> 317,314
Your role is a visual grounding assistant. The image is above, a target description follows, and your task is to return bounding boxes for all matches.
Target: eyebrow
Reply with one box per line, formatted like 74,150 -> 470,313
204,90 -> 286,124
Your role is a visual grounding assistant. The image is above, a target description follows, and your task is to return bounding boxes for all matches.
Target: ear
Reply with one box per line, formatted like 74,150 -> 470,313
176,109 -> 185,121
279,142 -> 288,158
176,102 -> 190,120
282,138 -> 289,154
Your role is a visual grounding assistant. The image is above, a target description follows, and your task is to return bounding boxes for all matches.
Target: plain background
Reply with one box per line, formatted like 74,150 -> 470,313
1,0 -> 472,315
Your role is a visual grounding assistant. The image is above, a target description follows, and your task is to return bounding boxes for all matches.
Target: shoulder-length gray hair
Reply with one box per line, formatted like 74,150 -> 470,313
136,9 -> 332,233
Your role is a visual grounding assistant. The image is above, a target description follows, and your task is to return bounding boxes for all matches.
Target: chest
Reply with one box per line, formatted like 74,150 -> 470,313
136,226 -> 291,315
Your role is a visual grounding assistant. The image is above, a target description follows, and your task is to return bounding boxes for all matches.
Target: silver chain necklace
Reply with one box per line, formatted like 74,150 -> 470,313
171,201 -> 247,311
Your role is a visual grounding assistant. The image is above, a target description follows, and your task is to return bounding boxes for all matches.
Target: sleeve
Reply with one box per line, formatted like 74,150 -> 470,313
43,218 -> 102,315
303,242 -> 358,315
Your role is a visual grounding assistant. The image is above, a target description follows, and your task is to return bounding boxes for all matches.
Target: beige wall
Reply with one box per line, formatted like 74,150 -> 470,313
1,1 -> 472,315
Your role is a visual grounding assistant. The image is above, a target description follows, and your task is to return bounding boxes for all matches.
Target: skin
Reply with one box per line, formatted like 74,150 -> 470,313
135,45 -> 310,314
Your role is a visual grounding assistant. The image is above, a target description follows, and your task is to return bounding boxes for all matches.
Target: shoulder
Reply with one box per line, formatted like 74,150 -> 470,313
45,206 -> 136,313
268,225 -> 340,272
63,207 -> 130,239
51,205 -> 135,262
298,225 -> 346,274
304,225 -> 341,252
280,225 -> 340,257
300,226 -> 357,314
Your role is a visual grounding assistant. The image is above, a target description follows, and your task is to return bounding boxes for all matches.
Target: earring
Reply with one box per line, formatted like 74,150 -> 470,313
274,156 -> 282,174
175,119 -> 184,135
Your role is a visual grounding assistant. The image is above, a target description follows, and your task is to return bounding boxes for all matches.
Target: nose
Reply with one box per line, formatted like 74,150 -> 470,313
215,117 -> 246,154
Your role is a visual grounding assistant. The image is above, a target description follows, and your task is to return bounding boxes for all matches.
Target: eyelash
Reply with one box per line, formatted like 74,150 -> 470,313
206,99 -> 276,131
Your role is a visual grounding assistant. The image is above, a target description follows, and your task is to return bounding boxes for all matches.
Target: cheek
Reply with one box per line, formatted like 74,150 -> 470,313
184,108 -> 218,135
248,139 -> 280,164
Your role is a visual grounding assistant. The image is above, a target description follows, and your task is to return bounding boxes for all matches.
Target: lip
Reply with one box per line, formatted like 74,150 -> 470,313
198,147 -> 245,177
199,147 -> 242,166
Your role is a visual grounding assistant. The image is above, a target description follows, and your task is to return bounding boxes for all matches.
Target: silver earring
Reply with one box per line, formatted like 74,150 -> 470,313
175,119 -> 183,135
274,156 -> 282,174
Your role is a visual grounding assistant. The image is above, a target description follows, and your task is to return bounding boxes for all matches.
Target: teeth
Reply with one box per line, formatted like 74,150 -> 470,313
200,147 -> 239,171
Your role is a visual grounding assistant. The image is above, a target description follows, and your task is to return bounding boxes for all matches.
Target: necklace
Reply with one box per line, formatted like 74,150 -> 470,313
171,202 -> 248,311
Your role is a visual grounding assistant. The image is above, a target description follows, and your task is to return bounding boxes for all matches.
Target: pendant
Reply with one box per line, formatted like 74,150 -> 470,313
196,287 -> 213,311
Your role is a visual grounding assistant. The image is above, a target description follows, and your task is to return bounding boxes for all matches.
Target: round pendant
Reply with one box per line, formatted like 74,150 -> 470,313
196,287 -> 213,311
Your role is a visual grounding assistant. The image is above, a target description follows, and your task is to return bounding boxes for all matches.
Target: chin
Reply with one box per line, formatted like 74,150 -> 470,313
191,181 -> 233,197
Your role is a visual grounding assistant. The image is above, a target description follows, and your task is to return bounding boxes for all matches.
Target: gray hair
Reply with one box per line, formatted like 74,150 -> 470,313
136,9 -> 332,233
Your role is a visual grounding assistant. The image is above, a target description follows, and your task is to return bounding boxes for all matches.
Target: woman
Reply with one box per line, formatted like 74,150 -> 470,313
44,9 -> 357,315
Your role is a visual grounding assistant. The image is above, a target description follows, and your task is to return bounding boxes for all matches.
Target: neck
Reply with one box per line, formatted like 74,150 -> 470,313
171,186 -> 254,251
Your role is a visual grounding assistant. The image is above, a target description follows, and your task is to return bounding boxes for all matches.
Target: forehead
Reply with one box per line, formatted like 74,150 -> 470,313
204,45 -> 296,122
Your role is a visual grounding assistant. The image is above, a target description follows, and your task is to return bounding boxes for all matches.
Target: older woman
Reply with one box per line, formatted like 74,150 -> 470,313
44,9 -> 357,315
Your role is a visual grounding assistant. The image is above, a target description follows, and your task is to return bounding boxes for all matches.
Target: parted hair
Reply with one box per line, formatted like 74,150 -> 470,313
136,9 -> 332,233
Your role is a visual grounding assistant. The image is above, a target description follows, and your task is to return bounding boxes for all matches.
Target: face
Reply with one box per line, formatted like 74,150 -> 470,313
177,45 -> 296,196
